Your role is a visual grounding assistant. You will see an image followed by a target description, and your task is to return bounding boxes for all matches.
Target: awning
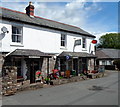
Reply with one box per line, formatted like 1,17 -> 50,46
7,49 -> 51,58
59,51 -> 97,58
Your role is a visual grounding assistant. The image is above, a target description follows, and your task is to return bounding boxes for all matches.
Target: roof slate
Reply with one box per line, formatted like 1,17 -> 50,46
96,49 -> 120,59
0,7 -> 95,38
8,49 -> 51,57
59,51 -> 96,58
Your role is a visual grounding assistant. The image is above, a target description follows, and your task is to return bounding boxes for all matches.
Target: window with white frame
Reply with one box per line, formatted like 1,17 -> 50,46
102,60 -> 106,65
12,26 -> 23,43
61,34 -> 67,47
82,37 -> 86,48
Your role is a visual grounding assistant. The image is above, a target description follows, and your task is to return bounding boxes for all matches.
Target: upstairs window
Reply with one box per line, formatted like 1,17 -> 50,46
82,37 -> 86,48
12,26 -> 22,43
61,34 -> 67,47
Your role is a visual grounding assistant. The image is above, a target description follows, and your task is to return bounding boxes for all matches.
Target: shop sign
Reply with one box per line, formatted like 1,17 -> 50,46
29,56 -> 40,58
66,55 -> 70,60
91,40 -> 97,44
74,39 -> 81,46
73,57 -> 78,59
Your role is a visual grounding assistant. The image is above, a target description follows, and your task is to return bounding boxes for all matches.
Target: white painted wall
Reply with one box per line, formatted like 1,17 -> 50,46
21,59 -> 27,80
0,21 -> 11,52
99,60 -> 113,65
0,20 -> 95,54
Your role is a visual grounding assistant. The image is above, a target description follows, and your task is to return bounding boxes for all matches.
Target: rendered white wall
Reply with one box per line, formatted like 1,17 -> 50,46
0,21 -> 11,52
0,20 -> 95,54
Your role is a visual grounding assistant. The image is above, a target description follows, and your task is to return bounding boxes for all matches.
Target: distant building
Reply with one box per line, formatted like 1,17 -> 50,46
96,48 -> 120,70
0,2 -> 96,84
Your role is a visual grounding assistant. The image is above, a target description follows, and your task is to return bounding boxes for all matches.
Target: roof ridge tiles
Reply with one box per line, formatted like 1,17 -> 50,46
0,7 -> 26,15
0,6 -> 95,38
1,6 -> 82,30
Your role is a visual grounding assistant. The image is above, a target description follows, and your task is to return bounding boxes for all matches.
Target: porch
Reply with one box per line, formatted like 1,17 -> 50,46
57,51 -> 97,77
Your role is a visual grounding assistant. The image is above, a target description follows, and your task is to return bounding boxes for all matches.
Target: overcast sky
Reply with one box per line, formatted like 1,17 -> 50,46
0,0 -> 118,41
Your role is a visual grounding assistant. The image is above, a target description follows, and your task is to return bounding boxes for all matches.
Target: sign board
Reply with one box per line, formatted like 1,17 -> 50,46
66,55 -> 70,60
29,56 -> 40,58
73,57 -> 78,59
74,39 -> 81,46
91,40 -> 97,44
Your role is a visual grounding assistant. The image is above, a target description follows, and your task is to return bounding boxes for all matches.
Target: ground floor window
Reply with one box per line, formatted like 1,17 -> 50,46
101,60 -> 112,65
102,61 -> 106,65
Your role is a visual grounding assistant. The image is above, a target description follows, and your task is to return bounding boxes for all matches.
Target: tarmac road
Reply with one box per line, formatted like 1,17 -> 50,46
2,71 -> 119,105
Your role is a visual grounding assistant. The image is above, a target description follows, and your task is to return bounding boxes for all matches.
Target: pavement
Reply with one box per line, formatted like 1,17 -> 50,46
2,70 -> 119,105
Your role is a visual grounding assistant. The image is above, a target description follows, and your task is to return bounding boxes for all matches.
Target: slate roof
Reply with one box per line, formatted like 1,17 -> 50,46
8,49 -> 51,57
96,49 -> 120,59
59,51 -> 96,58
0,7 -> 95,38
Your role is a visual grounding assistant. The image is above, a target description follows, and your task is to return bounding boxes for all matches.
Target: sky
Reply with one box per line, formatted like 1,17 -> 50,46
0,0 -> 118,41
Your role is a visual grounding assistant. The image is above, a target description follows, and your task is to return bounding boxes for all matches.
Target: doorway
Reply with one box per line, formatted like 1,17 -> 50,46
82,58 -> 87,72
30,61 -> 39,83
73,58 -> 78,76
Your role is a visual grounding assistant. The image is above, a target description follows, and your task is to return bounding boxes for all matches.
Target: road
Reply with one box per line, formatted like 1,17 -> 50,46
2,71 -> 119,105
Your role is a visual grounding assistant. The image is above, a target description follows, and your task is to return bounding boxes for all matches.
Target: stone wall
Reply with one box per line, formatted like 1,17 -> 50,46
0,55 -> 4,76
49,58 -> 56,73
2,66 -> 17,95
41,57 -> 56,77
88,58 -> 95,71
0,55 -> 4,96
41,58 -> 47,77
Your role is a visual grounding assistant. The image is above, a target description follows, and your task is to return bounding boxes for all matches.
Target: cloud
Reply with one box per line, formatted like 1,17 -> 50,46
1,0 -> 120,2
34,0 -> 102,28
1,2 -> 27,12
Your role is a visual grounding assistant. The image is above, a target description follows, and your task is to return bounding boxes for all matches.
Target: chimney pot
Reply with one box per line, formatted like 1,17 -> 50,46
29,1 -> 32,5
26,2 -> 34,17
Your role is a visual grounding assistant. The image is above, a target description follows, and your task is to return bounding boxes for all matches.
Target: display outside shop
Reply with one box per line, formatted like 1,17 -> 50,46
35,70 -> 42,82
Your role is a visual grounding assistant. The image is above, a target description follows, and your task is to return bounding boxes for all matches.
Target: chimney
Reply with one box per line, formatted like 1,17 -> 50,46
26,2 -> 35,17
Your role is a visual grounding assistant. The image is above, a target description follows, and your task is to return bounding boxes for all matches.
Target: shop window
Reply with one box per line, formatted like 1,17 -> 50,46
82,37 -> 86,48
12,26 -> 23,43
102,61 -> 106,65
61,34 -> 67,47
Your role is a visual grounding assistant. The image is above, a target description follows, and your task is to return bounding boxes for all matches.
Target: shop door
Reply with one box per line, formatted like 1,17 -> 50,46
60,58 -> 66,71
30,61 -> 39,83
82,58 -> 87,72
79,59 -> 83,73
73,59 -> 78,76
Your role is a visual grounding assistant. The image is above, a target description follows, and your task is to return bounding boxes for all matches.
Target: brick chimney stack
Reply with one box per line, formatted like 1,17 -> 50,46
26,2 -> 35,17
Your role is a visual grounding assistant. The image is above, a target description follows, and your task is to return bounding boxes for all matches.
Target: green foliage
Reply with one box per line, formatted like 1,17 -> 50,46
45,77 -> 50,81
97,33 -> 120,49
59,76 -> 63,79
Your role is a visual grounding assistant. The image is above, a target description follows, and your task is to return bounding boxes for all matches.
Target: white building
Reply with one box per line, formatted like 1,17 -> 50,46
96,48 -> 120,70
0,2 -> 96,83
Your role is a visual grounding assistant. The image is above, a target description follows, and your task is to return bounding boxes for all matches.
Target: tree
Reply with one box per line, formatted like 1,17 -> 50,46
97,33 -> 120,49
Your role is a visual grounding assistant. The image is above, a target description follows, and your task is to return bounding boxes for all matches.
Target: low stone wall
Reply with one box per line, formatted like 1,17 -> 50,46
87,72 -> 104,79
17,81 -> 43,92
51,76 -> 87,85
